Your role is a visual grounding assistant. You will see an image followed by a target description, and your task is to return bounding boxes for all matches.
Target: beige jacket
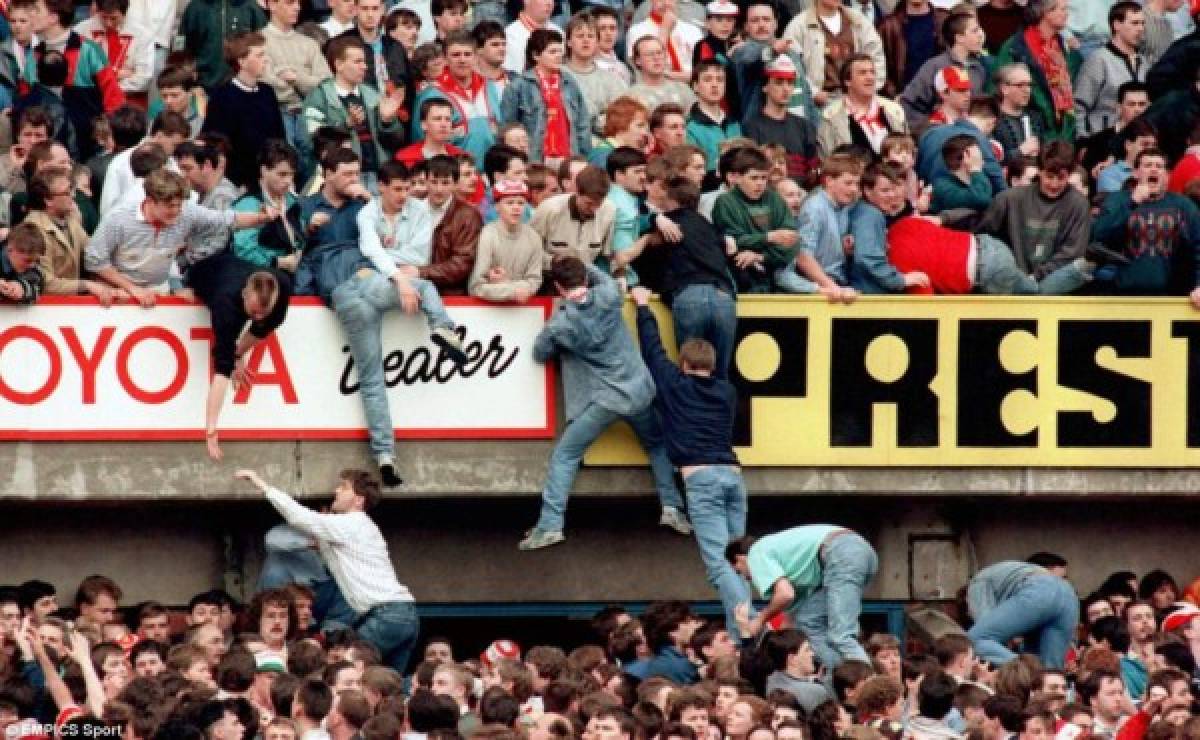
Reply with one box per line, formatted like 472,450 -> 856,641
816,94 -> 908,158
26,209 -> 90,295
528,193 -> 617,269
781,5 -> 886,99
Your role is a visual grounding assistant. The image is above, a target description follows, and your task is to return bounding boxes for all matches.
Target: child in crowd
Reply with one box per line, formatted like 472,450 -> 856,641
775,177 -> 806,218
712,147 -> 796,294
881,133 -> 926,212
787,153 -> 861,301
931,134 -> 993,214
468,179 -> 544,302
686,59 -> 742,180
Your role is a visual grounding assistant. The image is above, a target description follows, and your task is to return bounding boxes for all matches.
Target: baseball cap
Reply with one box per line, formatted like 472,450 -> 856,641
935,66 -> 972,94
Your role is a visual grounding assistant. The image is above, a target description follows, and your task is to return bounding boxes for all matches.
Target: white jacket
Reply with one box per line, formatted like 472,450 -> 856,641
781,5 -> 886,97
73,16 -> 156,94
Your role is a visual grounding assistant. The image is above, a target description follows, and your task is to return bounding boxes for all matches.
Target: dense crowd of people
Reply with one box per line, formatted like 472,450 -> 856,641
3,544 -> 1200,740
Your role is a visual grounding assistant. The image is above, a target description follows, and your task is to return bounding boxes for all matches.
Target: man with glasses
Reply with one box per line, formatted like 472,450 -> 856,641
24,166 -> 121,303
993,63 -> 1042,165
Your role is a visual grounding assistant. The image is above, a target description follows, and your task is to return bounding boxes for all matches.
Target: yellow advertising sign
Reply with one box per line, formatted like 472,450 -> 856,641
583,296 -> 1200,467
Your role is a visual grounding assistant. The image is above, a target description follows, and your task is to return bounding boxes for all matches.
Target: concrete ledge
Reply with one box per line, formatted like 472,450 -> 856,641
5,439 -> 1200,500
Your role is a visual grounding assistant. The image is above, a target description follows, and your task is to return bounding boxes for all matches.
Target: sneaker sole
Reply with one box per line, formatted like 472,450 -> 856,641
518,536 -> 565,551
431,332 -> 468,366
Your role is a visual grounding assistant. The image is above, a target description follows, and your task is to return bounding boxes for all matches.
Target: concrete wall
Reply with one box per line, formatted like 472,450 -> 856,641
3,496 -> 1196,607
8,438 -> 1200,501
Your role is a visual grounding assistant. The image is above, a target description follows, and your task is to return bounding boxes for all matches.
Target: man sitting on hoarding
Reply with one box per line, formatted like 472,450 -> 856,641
338,158 -> 468,489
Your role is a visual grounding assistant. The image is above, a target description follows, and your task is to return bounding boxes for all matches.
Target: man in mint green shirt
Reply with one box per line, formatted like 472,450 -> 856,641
727,525 -> 878,673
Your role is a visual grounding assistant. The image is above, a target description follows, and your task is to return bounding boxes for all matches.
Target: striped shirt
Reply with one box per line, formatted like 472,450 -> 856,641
265,487 -> 414,614
84,201 -> 236,288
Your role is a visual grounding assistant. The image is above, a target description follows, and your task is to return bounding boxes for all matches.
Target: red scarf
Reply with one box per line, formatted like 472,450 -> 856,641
536,69 -> 571,159
649,12 -> 684,72
435,67 -> 494,127
1024,26 -> 1073,121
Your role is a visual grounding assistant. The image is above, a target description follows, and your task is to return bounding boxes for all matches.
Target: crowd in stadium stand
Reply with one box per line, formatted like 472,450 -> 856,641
2,0 -> 1200,737
0,0 -> 1199,475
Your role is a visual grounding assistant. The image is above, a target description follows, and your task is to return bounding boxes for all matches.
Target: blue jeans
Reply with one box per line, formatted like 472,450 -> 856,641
685,465 -> 751,637
257,531 -> 357,630
535,402 -> 684,532
333,271 -> 457,462
967,574 -> 1078,669
791,532 -> 878,672
671,284 -> 737,380
281,108 -> 305,151
975,235 -> 1089,295
355,600 -> 420,674
774,266 -> 820,294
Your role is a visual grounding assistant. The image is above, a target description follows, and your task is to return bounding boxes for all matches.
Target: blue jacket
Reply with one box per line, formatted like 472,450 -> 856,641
796,187 -> 851,285
294,194 -> 370,305
636,306 -> 739,465
643,646 -> 699,685
500,70 -> 593,162
533,265 -> 655,420
917,119 -> 1006,195
849,201 -> 906,294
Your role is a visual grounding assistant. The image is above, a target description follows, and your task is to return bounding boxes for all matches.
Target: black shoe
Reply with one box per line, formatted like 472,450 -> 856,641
379,463 -> 404,487
1085,242 -> 1131,266
431,327 -> 468,366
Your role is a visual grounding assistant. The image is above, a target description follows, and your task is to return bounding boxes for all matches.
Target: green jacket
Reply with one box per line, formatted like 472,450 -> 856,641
712,187 -> 796,270
990,28 -> 1082,142
302,79 -> 402,170
180,0 -> 267,90
931,172 -> 993,214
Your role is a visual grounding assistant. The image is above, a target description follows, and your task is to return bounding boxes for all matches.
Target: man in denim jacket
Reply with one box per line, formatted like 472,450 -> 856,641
519,256 -> 690,550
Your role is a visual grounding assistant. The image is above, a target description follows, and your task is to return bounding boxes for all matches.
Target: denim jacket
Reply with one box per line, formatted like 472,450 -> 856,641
533,265 -> 655,420
966,561 -> 1048,620
499,70 -> 592,163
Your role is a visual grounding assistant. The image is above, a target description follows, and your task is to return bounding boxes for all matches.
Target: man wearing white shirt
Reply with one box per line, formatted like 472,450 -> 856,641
235,467 -> 420,674
127,0 -> 179,76
321,0 -> 358,38
626,0 -> 704,83
99,110 -> 190,216
333,159 -> 467,488
504,0 -> 561,73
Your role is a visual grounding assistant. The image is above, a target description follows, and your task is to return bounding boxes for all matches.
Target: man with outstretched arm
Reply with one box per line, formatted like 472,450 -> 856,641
234,468 -> 419,674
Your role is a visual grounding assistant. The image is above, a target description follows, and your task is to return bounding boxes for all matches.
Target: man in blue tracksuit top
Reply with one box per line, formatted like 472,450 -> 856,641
631,285 -> 750,639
